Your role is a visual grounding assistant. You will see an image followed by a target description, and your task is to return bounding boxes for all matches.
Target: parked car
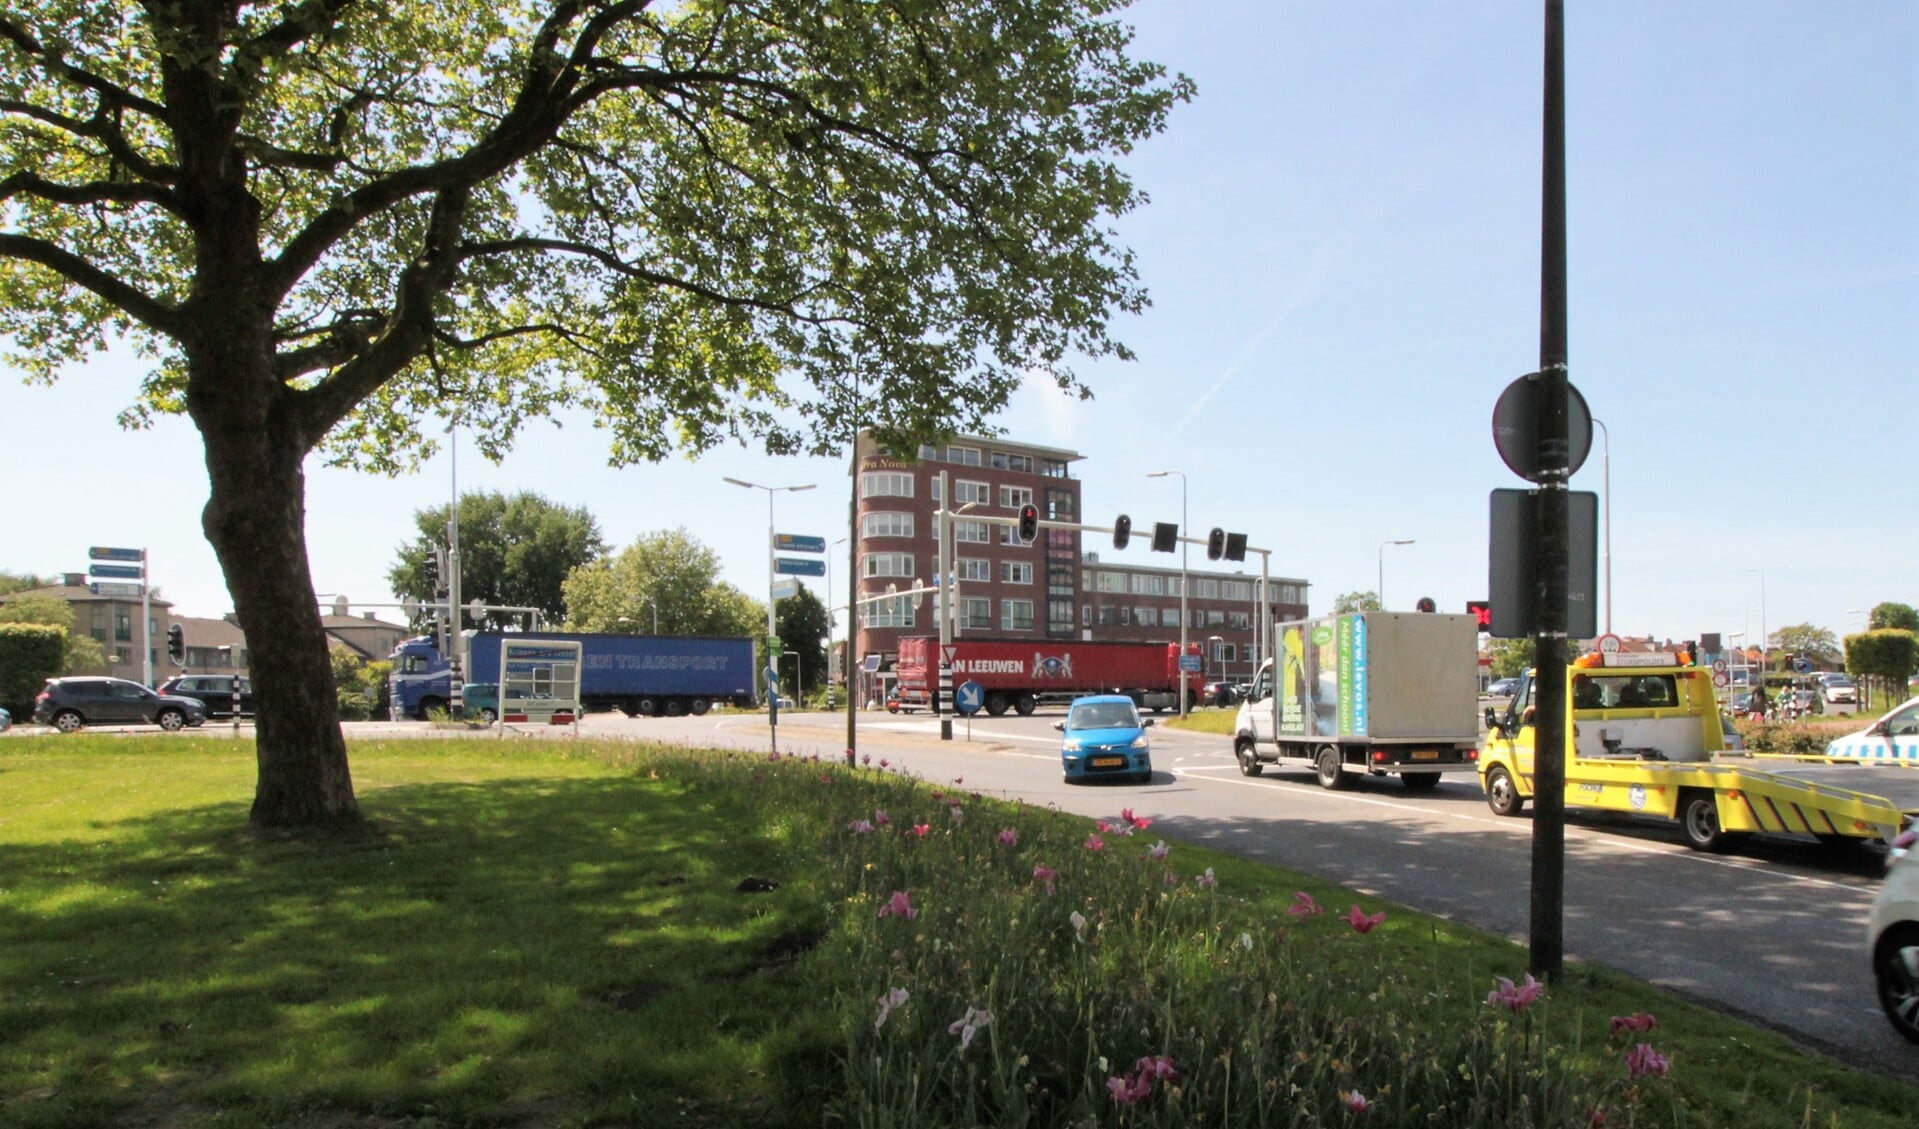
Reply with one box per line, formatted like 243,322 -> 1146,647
1825,696 -> 1919,762
1870,823 -> 1919,1043
1055,694 -> 1154,785
1200,680 -> 1238,707
156,674 -> 253,718
1486,677 -> 1520,699
32,677 -> 208,732
1822,676 -> 1859,706
0,705 -> 10,732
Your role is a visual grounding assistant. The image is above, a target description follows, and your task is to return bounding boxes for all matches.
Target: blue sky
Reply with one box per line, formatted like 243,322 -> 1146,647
3,1 -> 1913,652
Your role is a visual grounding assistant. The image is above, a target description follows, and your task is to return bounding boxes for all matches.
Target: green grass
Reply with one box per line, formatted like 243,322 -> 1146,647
2,736 -> 1914,1127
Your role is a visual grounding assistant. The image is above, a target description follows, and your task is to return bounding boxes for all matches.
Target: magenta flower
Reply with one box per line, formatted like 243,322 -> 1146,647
873,987 -> 909,1029
877,890 -> 918,920
1122,808 -> 1153,831
1119,807 -> 1138,824
1107,1073 -> 1151,1104
1486,973 -> 1545,1014
1346,905 -> 1386,934
1084,833 -> 1106,852
1341,1089 -> 1373,1114
878,758 -> 889,769
947,1006 -> 992,1050
952,776 -> 963,785
1624,1042 -> 1670,1079
1032,865 -> 1058,894
861,753 -> 871,766
998,828 -> 1019,847
847,819 -> 875,834
1196,867 -> 1218,889
872,809 -> 890,826
910,823 -> 930,837
931,790 -> 944,801
1286,891 -> 1323,916
1609,1012 -> 1657,1038
1137,1054 -> 1178,1082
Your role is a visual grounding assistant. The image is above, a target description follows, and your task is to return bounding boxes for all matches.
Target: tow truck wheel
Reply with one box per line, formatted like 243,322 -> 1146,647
1315,747 -> 1348,790
1874,923 -> 1919,1044
1680,791 -> 1745,853
1485,767 -> 1525,816
1235,741 -> 1263,777
1401,772 -> 1441,792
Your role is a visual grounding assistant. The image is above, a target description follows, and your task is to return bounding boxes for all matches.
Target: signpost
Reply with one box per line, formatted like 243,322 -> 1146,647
774,556 -> 826,577
89,546 -> 151,685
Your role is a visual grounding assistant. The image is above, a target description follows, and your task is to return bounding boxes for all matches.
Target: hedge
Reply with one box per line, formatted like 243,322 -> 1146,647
0,622 -> 65,716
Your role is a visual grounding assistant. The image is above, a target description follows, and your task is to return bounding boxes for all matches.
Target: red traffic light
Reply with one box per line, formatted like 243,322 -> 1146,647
1466,600 -> 1491,629
1017,503 -> 1040,543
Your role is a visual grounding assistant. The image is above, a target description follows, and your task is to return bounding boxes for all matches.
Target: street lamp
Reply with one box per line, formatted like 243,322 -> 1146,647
1207,634 -> 1224,687
723,477 -> 818,642
1746,568 -> 1767,672
1377,539 -> 1414,610
1591,416 -> 1612,634
1147,469 -> 1190,717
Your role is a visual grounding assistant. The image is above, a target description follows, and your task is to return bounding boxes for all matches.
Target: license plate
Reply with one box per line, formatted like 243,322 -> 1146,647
1410,750 -> 1440,761
1091,756 -> 1125,768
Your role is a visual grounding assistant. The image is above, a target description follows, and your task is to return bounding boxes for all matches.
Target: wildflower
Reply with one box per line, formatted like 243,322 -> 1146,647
1069,910 -> 1088,939
1624,1042 -> 1670,1079
953,776 -> 963,785
910,823 -> 930,837
1486,973 -> 1545,1014
1237,932 -> 1253,950
1032,865 -> 1058,894
877,890 -> 918,920
1286,891 -> 1323,916
1145,839 -> 1170,861
1587,1109 -> 1608,1127
949,805 -> 965,825
1609,1012 -> 1657,1038
1084,833 -> 1106,852
1137,1054 -> 1178,1081
998,828 -> 1018,846
1341,1089 -> 1373,1113
861,753 -> 871,766
1120,807 -> 1138,824
1123,808 -> 1153,831
1107,1073 -> 1152,1104
932,790 -> 944,801
948,1006 -> 992,1050
1196,867 -> 1218,889
878,758 -> 890,769
847,819 -> 874,834
874,987 -> 909,1029
1346,905 -> 1386,934
1164,871 -> 1179,886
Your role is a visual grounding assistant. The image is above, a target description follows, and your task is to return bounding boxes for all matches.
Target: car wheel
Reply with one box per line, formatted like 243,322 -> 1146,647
52,710 -> 84,733
1235,742 -> 1264,777
1401,772 -> 1442,792
1680,791 -> 1745,853
1315,746 -> 1348,790
690,699 -> 711,717
1875,923 -> 1919,1044
479,708 -> 499,725
1485,766 -> 1525,816
156,709 -> 186,731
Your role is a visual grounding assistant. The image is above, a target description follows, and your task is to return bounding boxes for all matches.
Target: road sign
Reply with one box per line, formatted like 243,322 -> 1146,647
955,681 -> 985,716
1597,633 -> 1622,655
1711,658 -> 1729,674
1492,375 -> 1593,482
89,582 -> 144,597
772,577 -> 800,600
861,654 -> 884,673
775,556 -> 826,577
940,645 -> 957,668
1794,657 -> 1812,673
89,546 -> 143,562
1713,671 -> 1731,688
775,533 -> 826,554
1179,655 -> 1203,673
88,563 -> 144,579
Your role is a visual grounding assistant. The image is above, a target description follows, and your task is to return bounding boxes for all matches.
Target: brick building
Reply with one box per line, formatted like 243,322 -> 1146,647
848,432 -> 1309,702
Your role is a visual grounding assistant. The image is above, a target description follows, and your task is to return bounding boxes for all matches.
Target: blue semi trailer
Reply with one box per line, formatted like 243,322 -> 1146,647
388,632 -> 758,720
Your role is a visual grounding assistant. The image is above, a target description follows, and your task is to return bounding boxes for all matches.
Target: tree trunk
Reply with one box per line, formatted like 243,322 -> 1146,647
196,382 -> 361,828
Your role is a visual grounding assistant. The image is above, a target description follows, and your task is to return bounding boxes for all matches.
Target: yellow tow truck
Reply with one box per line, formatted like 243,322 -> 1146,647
1477,651 -> 1919,853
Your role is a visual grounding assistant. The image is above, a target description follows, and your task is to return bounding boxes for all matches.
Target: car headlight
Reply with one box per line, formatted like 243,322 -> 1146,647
1062,738 -> 1083,752
1130,735 -> 1151,749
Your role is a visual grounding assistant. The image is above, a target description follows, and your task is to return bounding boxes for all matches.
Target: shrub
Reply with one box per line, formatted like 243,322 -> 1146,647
0,622 -> 64,715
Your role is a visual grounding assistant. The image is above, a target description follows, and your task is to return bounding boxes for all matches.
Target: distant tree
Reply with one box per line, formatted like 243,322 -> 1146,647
0,594 -> 106,674
562,529 -> 763,639
1870,603 -> 1919,633
775,587 -> 831,699
390,492 -> 606,630
1771,624 -> 1839,664
1847,631 -> 1919,709
1332,591 -> 1380,614
1486,636 -> 1582,679
0,571 -> 52,597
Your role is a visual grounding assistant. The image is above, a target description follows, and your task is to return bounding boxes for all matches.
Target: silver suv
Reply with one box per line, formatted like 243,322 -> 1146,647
32,677 -> 208,733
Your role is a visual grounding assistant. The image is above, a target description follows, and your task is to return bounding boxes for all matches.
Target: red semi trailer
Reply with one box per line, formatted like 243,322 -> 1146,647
892,636 -> 1203,716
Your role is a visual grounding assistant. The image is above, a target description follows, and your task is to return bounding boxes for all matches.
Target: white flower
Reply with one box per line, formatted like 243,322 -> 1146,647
874,987 -> 910,1029
948,1006 -> 993,1050
1237,932 -> 1253,950
1069,910 -> 1088,939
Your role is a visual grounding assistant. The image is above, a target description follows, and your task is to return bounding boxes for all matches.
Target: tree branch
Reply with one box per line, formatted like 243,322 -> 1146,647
0,232 -> 178,332
0,169 -> 176,211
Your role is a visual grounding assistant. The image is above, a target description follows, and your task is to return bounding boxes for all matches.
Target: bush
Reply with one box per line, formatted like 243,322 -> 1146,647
0,622 -> 64,715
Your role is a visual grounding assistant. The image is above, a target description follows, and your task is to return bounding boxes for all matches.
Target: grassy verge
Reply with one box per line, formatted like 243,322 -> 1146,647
1,737 -> 1913,1127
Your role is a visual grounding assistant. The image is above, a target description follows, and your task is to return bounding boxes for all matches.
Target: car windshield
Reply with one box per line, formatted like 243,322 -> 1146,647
1069,702 -> 1139,730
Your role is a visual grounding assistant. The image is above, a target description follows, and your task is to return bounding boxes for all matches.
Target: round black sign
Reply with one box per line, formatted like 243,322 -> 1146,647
1492,374 -> 1593,483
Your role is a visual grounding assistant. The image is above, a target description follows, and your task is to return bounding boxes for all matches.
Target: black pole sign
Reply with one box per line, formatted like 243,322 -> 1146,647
1492,374 -> 1592,483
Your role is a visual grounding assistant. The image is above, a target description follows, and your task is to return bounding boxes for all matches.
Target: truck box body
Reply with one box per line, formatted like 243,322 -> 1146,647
1234,612 -> 1483,787
893,636 -> 1201,715
388,632 -> 756,720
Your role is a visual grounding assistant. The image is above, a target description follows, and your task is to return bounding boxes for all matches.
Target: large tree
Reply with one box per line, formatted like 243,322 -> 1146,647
0,2 -> 1188,825
774,584 -> 830,698
562,527 -> 763,638
1770,623 -> 1838,665
389,491 -> 606,630
1869,603 -> 1919,634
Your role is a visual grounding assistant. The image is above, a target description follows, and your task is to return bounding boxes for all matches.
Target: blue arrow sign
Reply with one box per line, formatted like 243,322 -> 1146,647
1179,655 -> 1204,673
89,563 -> 145,579
775,556 -> 826,577
776,533 -> 826,554
89,546 -> 144,562
955,680 -> 985,716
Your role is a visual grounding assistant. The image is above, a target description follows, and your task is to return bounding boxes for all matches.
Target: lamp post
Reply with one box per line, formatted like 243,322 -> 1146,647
723,477 -> 816,751
1207,634 -> 1224,690
1147,469 -> 1190,717
1377,539 -> 1414,610
1591,416 -> 1611,634
828,536 -> 847,712
1746,568 -> 1767,673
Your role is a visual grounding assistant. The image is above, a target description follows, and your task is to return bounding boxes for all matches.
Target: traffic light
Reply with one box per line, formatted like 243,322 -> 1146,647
1017,503 -> 1039,543
1466,600 -> 1491,629
1113,514 -> 1132,550
424,548 -> 442,592
1206,527 -> 1226,561
166,623 -> 184,664
1223,532 -> 1247,562
1415,596 -> 1436,613
1151,522 -> 1178,553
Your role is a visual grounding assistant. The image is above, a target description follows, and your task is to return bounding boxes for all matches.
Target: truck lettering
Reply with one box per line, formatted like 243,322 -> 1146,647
956,660 -> 1026,674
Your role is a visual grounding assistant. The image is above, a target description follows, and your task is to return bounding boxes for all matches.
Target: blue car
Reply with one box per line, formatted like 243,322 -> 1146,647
1056,694 -> 1154,784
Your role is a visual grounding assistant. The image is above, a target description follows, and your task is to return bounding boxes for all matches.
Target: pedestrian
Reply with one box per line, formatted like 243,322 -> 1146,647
1750,684 -> 1769,722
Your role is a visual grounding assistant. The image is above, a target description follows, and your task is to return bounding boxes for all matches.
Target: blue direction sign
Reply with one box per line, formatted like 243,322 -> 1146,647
1179,655 -> 1204,673
776,533 -> 826,554
775,556 -> 826,577
89,546 -> 144,562
955,680 -> 985,716
89,563 -> 145,579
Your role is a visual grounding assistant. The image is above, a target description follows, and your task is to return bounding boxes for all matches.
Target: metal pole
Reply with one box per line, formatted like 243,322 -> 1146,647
1377,539 -> 1413,610
448,424 -> 464,718
1593,416 -> 1611,634
937,471 -> 952,741
141,548 -> 152,686
1147,469 -> 1189,716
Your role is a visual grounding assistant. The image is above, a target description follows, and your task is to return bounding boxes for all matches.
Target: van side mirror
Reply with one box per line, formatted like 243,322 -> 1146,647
1052,721 -> 1064,731
1484,706 -> 1501,732
1142,718 -> 1155,728
1872,720 -> 1892,738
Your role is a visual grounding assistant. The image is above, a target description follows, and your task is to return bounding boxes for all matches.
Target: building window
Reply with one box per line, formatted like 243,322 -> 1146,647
955,480 -> 990,505
865,596 -> 917,629
1278,583 -> 1305,604
1118,606 -> 1132,626
1229,611 -> 1251,629
1196,578 -> 1219,599
1081,604 -> 1092,628
1001,599 -> 1035,631
1166,576 -> 1184,597
862,511 -> 914,539
1097,606 -> 1120,626
1096,572 -> 1125,593
1206,610 -> 1226,627
958,597 -> 991,630
999,485 -> 1033,510
1223,580 -> 1253,601
948,445 -> 982,466
1136,607 -> 1158,627
1045,487 -> 1077,521
1000,561 -> 1033,585
953,519 -> 990,543
115,611 -> 132,642
990,451 -> 1033,472
1041,458 -> 1069,478
957,558 -> 991,582
861,472 -> 914,499
863,552 -> 914,578
918,443 -> 939,461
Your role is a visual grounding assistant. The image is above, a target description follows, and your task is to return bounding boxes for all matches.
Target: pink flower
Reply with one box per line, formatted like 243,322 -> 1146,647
1486,973 -> 1545,1014
1624,1042 -> 1670,1079
877,758 -> 889,769
861,753 -> 871,766
1084,833 -> 1106,852
931,790 -> 944,801
1032,865 -> 1058,894
1346,905 -> 1386,934
1145,839 -> 1170,860
874,987 -> 909,1029
1120,807 -> 1138,824
1195,867 -> 1217,889
1341,1089 -> 1373,1114
1609,1012 -> 1657,1038
952,776 -> 963,785
1123,808 -> 1153,831
997,828 -> 1018,847
910,823 -> 930,838
847,819 -> 874,834
1137,1054 -> 1179,1081
1106,1072 -> 1152,1104
1097,820 -> 1113,833
1286,891 -> 1323,916
872,809 -> 891,826
877,890 -> 918,920
947,1006 -> 992,1050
